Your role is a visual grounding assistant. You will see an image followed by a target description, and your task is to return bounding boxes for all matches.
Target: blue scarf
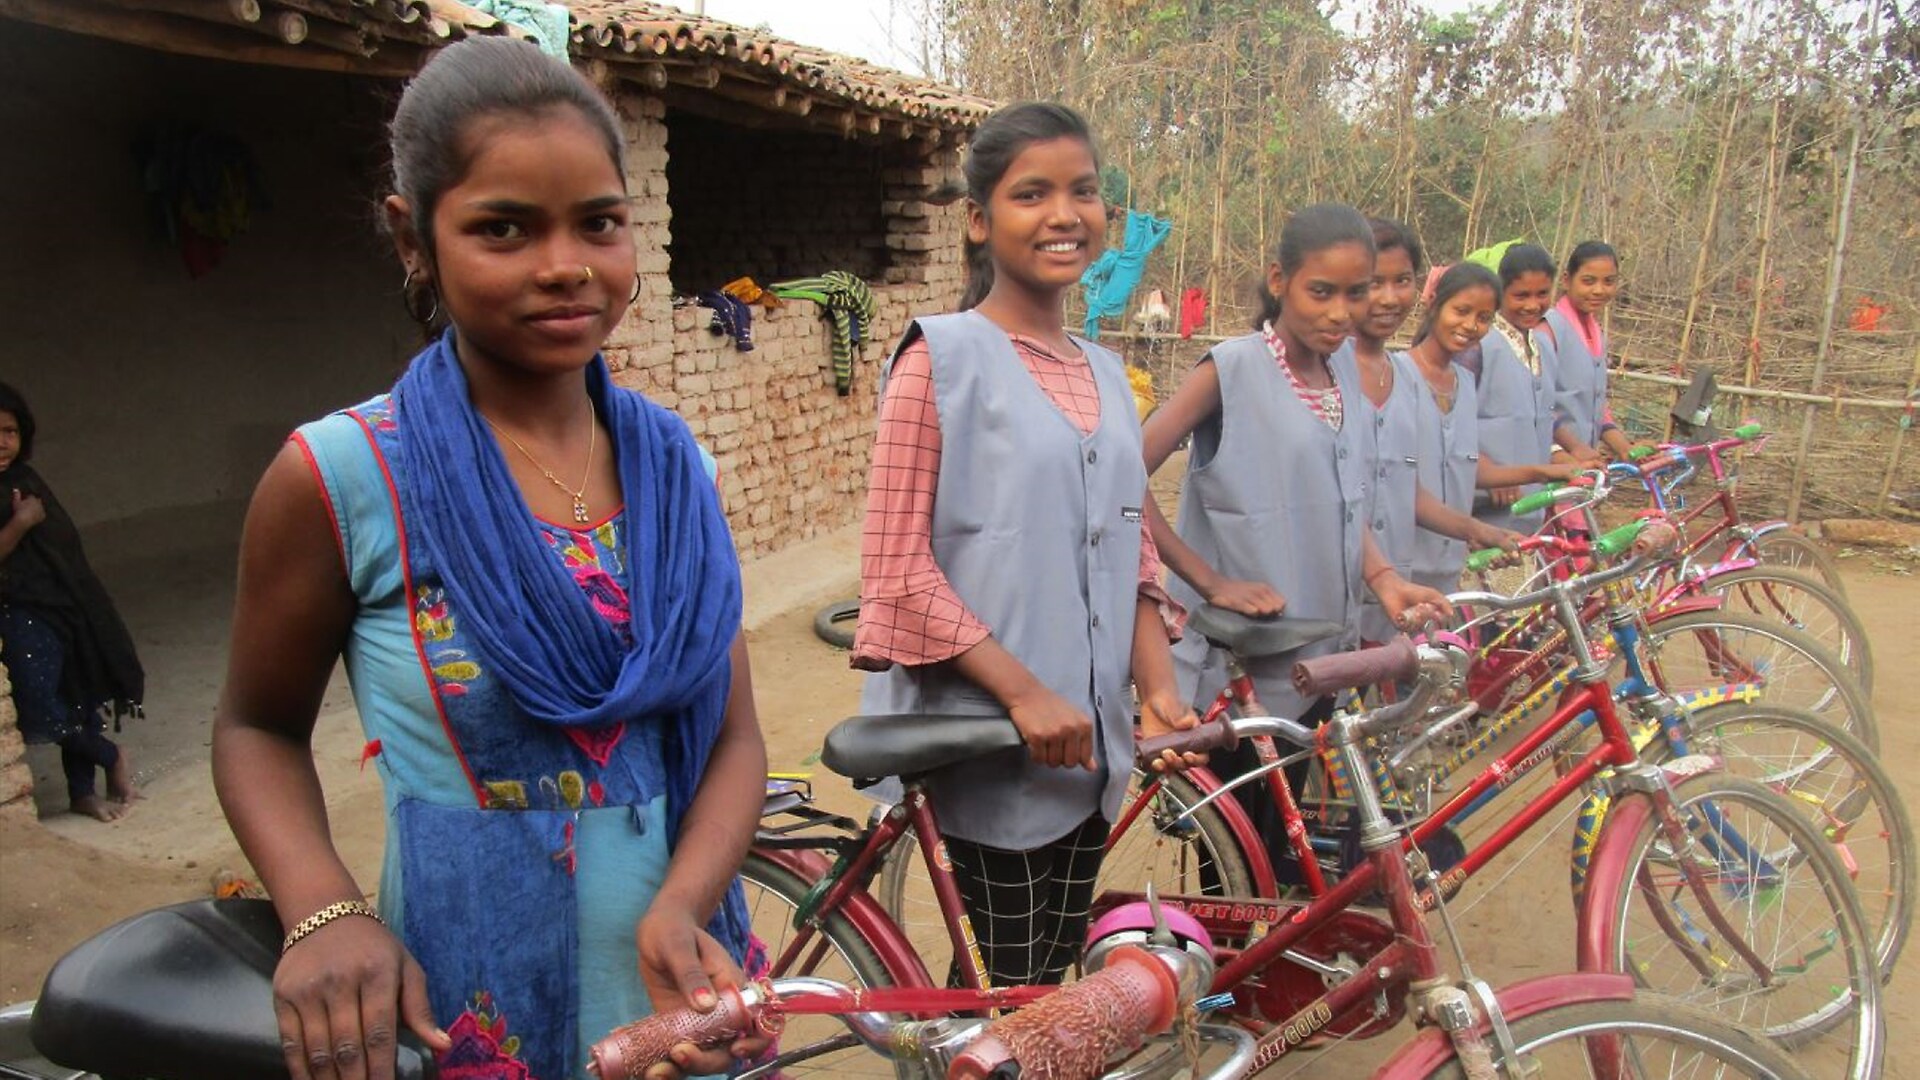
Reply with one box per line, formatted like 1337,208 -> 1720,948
390,331 -> 750,952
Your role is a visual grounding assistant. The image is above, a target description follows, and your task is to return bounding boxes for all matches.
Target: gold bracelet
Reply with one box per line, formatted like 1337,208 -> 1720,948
281,900 -> 384,954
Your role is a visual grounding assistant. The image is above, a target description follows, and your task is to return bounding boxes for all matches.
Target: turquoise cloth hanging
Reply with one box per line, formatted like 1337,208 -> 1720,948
1080,210 -> 1172,339
473,0 -> 573,59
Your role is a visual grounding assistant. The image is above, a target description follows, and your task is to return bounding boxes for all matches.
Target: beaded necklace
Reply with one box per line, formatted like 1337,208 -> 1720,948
1261,320 -> 1343,431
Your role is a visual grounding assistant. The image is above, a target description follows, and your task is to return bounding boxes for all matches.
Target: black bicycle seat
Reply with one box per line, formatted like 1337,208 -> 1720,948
1188,606 -> 1346,658
31,898 -> 436,1080
821,713 -> 1025,780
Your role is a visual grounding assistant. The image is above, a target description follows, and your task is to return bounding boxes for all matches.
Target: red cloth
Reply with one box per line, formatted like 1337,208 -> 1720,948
1179,288 -> 1208,339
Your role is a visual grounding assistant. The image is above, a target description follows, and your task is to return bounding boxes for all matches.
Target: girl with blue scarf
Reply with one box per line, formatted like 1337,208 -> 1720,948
211,39 -> 765,1080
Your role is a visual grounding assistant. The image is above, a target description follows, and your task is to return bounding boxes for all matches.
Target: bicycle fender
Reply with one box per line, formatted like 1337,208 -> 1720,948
1174,768 -> 1284,898
1370,973 -> 1637,1078
1645,593 -> 1725,620
750,847 -> 938,989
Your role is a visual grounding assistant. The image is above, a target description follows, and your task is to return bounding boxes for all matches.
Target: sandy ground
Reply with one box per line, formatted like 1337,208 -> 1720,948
1,515 -> 1913,1076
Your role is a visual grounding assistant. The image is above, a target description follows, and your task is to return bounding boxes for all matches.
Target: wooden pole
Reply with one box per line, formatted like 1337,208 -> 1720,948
1875,344 -> 1920,513
1666,93 -> 1742,440
1785,111 -> 1864,521
1206,72 -> 1232,337
1746,96 -> 1784,386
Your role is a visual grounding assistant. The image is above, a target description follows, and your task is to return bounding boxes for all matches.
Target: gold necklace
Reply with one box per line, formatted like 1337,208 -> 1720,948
483,407 -> 597,524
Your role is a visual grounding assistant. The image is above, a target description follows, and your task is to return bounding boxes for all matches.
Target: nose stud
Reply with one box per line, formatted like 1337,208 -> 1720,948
581,265 -> 594,284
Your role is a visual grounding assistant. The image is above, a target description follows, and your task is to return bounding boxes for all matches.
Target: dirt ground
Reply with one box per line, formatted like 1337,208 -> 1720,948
1,525 -> 1913,1076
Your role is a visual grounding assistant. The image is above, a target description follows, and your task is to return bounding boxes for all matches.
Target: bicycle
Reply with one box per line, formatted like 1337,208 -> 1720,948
734,578 -> 1879,1077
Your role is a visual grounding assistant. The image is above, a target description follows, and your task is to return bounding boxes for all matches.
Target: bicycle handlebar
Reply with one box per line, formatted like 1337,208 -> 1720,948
1451,519 -> 1678,615
589,983 -> 765,1079
1134,718 -> 1241,763
1293,635 -> 1419,697
947,945 -> 1180,1080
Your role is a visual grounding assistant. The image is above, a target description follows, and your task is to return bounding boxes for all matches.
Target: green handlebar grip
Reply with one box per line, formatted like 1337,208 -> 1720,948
1733,422 -> 1763,439
1593,519 -> 1650,559
1464,547 -> 1504,574
1628,445 -> 1655,461
1511,484 -> 1577,516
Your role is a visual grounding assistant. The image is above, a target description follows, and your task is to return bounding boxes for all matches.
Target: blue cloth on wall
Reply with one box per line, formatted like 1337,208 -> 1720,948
1081,210 -> 1172,338
473,0 -> 573,59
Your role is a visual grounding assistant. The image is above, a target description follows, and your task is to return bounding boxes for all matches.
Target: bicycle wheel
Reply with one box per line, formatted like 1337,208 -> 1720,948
1735,528 -> 1847,598
740,852 -> 900,1078
1673,702 -> 1912,982
1596,775 -> 1881,1078
1694,567 -> 1871,693
877,770 -> 1257,977
1639,608 -> 1877,749
1406,997 -> 1814,1079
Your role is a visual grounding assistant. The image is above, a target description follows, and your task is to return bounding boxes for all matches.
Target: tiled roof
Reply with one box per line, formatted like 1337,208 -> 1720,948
2,0 -> 991,130
565,2 -> 992,131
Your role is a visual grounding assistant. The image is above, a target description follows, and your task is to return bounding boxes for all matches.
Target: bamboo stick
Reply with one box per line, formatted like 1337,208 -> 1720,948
1787,111 -> 1864,522
1746,97 -> 1784,386
1874,343 -> 1920,511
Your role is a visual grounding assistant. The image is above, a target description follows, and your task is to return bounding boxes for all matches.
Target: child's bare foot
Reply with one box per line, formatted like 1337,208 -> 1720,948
71,795 -> 125,822
107,748 -> 139,804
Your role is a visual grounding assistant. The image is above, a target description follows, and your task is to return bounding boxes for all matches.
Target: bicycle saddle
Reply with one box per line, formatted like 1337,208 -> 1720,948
821,713 -> 1025,780
1188,606 -> 1346,658
31,898 -> 436,1080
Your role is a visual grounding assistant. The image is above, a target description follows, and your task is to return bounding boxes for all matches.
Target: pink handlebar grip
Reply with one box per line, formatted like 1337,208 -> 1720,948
1293,636 -> 1418,698
947,946 -> 1178,1080
588,988 -> 756,1080
1134,719 -> 1237,765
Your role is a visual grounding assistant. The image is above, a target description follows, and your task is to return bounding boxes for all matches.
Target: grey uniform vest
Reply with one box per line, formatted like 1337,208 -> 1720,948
859,311 -> 1146,850
1472,323 -> 1556,533
1168,333 -> 1367,720
1544,308 -> 1609,447
1340,343 -> 1422,643
1407,353 -> 1482,594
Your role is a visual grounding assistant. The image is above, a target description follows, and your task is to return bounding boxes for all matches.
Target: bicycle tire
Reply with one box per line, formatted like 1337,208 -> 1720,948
739,852 -> 899,1078
1639,607 -> 1878,750
1734,528 -> 1848,598
877,771 -> 1257,977
1673,701 -> 1912,983
1695,566 -> 1872,693
1404,997 -> 1815,1080
812,600 -> 859,650
1593,774 -> 1882,1076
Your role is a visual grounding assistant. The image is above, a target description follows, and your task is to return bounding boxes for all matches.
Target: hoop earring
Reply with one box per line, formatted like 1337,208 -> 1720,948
402,267 -> 439,325
629,274 -> 642,306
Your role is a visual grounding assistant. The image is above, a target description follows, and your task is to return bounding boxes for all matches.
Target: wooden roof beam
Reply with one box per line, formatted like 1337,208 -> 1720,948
0,0 -> 418,74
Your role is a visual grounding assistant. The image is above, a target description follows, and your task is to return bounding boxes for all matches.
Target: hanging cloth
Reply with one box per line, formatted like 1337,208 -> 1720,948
1179,287 -> 1208,339
721,276 -> 782,309
697,290 -> 755,351
471,0 -> 573,59
1080,210 -> 1173,338
770,271 -> 877,395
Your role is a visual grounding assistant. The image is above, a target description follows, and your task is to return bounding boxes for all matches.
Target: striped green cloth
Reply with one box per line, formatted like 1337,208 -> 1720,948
771,271 -> 877,395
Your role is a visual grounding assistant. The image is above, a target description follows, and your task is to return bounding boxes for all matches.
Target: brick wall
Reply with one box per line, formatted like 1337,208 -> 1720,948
603,92 -> 968,558
0,655 -> 31,818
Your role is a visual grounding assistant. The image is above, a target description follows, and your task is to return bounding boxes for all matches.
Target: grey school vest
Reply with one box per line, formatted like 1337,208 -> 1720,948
859,311 -> 1146,850
1473,323 -> 1556,533
1168,333 -> 1367,721
1544,307 -> 1610,447
1340,343 -> 1422,643
1407,353 -> 1482,594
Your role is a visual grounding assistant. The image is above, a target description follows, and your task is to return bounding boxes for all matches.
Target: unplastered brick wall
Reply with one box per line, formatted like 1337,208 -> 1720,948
0,655 -> 31,818
603,92 -> 968,558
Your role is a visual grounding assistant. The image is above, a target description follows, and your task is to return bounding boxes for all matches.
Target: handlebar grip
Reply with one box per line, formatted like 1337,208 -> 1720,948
588,989 -> 757,1080
1463,546 -> 1504,574
1135,719 -> 1237,765
1592,519 -> 1649,559
1733,422 -> 1763,439
1510,484 -> 1581,516
1293,636 -> 1418,698
947,946 -> 1178,1080
1627,444 -> 1656,461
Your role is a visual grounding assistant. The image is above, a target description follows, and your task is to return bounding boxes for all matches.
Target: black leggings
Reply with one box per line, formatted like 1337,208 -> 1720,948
1209,695 -> 1335,885
59,727 -> 119,803
942,813 -> 1109,987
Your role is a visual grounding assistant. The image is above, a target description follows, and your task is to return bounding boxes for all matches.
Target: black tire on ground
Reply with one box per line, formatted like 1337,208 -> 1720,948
813,599 -> 860,650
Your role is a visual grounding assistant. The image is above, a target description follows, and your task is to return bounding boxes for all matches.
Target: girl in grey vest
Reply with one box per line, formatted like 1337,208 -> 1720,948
1406,262 -> 1579,593
1348,219 -> 1523,639
1141,204 -> 1451,878
851,103 -> 1197,988
1545,241 -> 1638,460
1472,243 -> 1568,533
